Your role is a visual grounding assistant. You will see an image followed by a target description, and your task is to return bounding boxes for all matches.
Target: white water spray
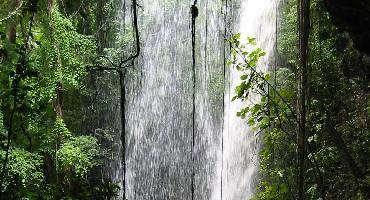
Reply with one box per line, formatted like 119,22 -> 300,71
213,0 -> 278,199
108,0 -> 278,199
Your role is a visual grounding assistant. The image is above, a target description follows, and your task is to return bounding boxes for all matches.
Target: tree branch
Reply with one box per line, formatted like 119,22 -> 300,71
0,1 -> 23,22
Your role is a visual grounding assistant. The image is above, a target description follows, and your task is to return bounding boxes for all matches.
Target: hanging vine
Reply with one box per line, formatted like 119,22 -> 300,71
221,0 -> 228,199
88,0 -> 141,198
190,1 -> 198,199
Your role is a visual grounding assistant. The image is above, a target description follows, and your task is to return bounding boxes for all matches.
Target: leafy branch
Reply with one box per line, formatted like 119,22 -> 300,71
0,1 -> 23,23
228,33 -> 324,194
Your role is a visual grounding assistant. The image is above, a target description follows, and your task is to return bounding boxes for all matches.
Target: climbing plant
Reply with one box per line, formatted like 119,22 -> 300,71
230,0 -> 370,199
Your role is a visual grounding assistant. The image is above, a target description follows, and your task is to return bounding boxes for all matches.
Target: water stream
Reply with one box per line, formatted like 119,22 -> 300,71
218,1 -> 278,199
107,0 -> 278,199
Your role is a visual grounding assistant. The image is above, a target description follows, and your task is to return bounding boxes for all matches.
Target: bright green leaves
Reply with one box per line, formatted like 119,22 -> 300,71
236,107 -> 249,119
228,33 -> 299,200
50,118 -> 104,178
27,9 -> 96,104
228,34 -> 268,115
234,33 -> 241,40
228,35 -> 266,70
57,136 -> 102,177
235,81 -> 250,99
252,127 -> 294,200
53,117 -> 72,139
0,149 -> 44,190
41,116 -> 104,178
0,111 -> 5,136
240,74 -> 248,80
231,33 -> 241,47
40,117 -> 71,154
252,181 -> 289,200
248,47 -> 266,67
228,34 -> 268,121
0,1 -> 114,198
248,37 -> 257,45
264,73 -> 270,81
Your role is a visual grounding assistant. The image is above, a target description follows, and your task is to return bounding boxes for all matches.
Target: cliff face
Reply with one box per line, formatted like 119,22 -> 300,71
325,0 -> 370,54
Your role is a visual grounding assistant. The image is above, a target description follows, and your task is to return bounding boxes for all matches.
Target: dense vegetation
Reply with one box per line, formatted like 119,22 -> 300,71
231,0 -> 370,199
0,0 -> 125,199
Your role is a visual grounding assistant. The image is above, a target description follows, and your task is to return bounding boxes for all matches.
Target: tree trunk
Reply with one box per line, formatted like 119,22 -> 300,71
297,0 -> 310,199
118,70 -> 126,200
47,0 -> 53,16
7,0 -> 20,43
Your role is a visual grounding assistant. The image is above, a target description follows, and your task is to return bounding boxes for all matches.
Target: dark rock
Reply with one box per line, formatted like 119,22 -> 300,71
325,0 -> 370,54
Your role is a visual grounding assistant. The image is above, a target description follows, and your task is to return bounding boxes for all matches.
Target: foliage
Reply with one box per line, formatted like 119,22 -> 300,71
230,0 -> 370,199
0,0 -> 121,199
57,136 -> 102,177
93,178 -> 120,199
228,34 -> 297,200
0,148 -> 43,195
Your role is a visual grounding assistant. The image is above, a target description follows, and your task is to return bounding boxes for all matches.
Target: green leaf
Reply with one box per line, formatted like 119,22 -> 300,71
247,37 -> 257,45
264,73 -> 271,81
234,33 -> 241,40
240,74 -> 248,80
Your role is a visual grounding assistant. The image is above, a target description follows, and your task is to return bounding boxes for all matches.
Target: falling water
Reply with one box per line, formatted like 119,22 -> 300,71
216,0 -> 278,199
106,0 -> 278,199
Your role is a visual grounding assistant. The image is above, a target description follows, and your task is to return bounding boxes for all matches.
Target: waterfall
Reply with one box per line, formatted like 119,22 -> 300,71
108,0 -> 278,199
216,0 -> 278,199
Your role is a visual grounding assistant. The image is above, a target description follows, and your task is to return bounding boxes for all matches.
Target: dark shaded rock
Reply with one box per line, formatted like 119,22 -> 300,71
325,0 -> 370,54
